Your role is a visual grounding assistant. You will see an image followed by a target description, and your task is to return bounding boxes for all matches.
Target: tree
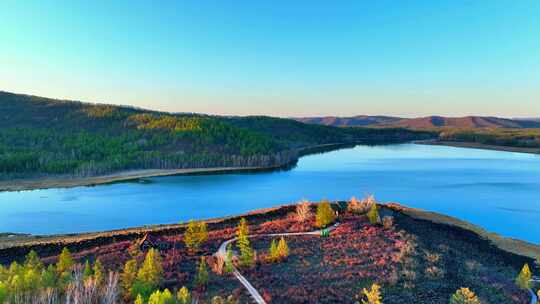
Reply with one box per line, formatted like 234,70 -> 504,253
177,286 -> 191,304
83,260 -> 93,280
195,257 -> 209,288
184,220 -> 209,252
24,250 -> 43,273
134,294 -> 144,304
267,239 -> 279,262
93,258 -> 105,285
277,237 -> 289,259
121,259 -> 138,296
134,248 -> 163,299
236,218 -> 254,267
295,200 -> 313,222
0,282 -> 7,304
367,203 -> 381,225
449,287 -> 481,304
515,263 -> 532,290
315,200 -> 336,228
56,247 -> 74,275
359,283 -> 382,304
41,264 -> 57,289
148,289 -> 174,304
224,245 -> 234,273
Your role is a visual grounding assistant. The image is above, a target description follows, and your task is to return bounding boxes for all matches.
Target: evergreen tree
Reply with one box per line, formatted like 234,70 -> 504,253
56,247 -> 74,275
0,282 -> 7,304
195,257 -> 209,288
198,222 -> 208,247
277,237 -> 289,259
449,287 -> 481,304
148,289 -> 174,304
515,263 -> 532,290
177,286 -> 191,304
83,260 -> 93,280
93,258 -> 105,285
236,218 -> 254,267
23,268 -> 41,293
367,203 -> 381,225
121,259 -> 138,296
315,200 -> 336,228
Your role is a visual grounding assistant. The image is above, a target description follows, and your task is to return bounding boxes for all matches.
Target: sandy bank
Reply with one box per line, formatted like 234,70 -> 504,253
0,166 -> 272,192
418,140 -> 540,155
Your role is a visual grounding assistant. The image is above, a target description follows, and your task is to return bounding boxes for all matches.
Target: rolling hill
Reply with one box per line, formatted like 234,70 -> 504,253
295,115 -> 540,129
0,91 -> 432,178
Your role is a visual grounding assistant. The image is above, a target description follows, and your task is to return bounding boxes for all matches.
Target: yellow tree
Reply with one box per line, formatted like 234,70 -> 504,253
56,247 -> 74,275
315,200 -> 336,228
449,287 -> 481,304
184,220 -> 209,252
267,239 -> 279,262
177,286 -> 191,304
277,237 -> 289,259
515,263 -> 532,290
367,203 -> 381,225
121,259 -> 138,298
359,283 -> 382,304
136,248 -> 163,288
236,218 -> 254,267
93,258 -> 105,286
194,257 -> 209,288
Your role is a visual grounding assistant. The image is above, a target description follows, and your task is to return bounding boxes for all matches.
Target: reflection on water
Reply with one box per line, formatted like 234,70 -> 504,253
0,144 -> 539,243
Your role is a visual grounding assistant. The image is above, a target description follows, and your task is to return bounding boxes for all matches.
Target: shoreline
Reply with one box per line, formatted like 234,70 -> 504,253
0,202 -> 538,265
417,139 -> 540,155
0,142 -> 352,192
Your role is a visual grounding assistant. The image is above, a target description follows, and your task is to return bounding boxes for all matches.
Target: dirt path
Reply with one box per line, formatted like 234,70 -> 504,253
214,223 -> 340,304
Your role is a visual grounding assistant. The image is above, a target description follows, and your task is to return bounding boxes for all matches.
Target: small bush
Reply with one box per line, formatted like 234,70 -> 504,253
449,287 -> 481,304
315,200 -> 336,228
515,263 -> 532,290
382,216 -> 394,229
295,200 -> 313,222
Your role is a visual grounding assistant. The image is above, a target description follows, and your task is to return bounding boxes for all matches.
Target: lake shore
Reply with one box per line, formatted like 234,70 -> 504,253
0,202 -> 537,265
418,139 -> 540,155
0,142 -> 360,192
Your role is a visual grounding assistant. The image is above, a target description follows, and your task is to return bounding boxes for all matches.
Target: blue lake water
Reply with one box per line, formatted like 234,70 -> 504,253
1,144 -> 539,243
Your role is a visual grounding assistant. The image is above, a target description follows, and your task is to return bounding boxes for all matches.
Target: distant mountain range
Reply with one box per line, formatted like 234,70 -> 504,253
294,115 -> 540,129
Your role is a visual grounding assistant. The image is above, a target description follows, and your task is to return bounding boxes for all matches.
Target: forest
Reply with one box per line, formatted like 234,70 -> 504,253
438,128 -> 540,148
0,91 -> 433,178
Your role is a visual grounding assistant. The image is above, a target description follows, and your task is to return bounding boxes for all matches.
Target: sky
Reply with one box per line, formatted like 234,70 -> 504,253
1,1 -> 539,118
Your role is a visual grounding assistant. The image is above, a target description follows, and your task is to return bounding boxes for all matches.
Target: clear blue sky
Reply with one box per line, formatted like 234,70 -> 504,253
1,1 -> 539,117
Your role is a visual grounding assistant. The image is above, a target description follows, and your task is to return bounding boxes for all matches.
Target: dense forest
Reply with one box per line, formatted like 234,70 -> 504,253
438,128 -> 540,149
0,91 -> 433,178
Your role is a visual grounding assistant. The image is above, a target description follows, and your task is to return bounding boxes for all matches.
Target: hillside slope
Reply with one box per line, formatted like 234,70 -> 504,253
295,115 -> 540,129
0,91 -> 432,178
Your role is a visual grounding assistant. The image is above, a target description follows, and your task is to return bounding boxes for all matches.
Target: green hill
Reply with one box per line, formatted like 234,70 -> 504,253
0,91 -> 433,178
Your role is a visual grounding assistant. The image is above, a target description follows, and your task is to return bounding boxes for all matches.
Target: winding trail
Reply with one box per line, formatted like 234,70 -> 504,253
214,223 -> 340,304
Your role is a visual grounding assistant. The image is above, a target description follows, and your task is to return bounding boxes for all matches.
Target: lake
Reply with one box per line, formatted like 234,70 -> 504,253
1,144 -> 539,243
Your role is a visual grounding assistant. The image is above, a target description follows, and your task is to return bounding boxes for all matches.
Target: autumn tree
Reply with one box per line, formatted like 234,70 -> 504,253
56,247 -> 74,275
24,250 -> 43,273
315,200 -> 336,228
148,289 -> 174,304
449,287 -> 481,304
236,218 -> 254,267
83,260 -> 93,281
177,286 -> 191,304
195,257 -> 209,288
184,220 -> 209,252
224,245 -> 234,273
134,294 -> 144,304
277,237 -> 289,259
295,200 -> 313,222
358,283 -> 382,304
515,263 -> 532,290
367,203 -> 381,225
267,239 -> 279,262
121,259 -> 138,297
132,248 -> 163,299
93,258 -> 105,285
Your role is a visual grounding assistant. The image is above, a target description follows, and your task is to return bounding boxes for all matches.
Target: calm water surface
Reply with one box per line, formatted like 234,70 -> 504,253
1,144 -> 539,243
